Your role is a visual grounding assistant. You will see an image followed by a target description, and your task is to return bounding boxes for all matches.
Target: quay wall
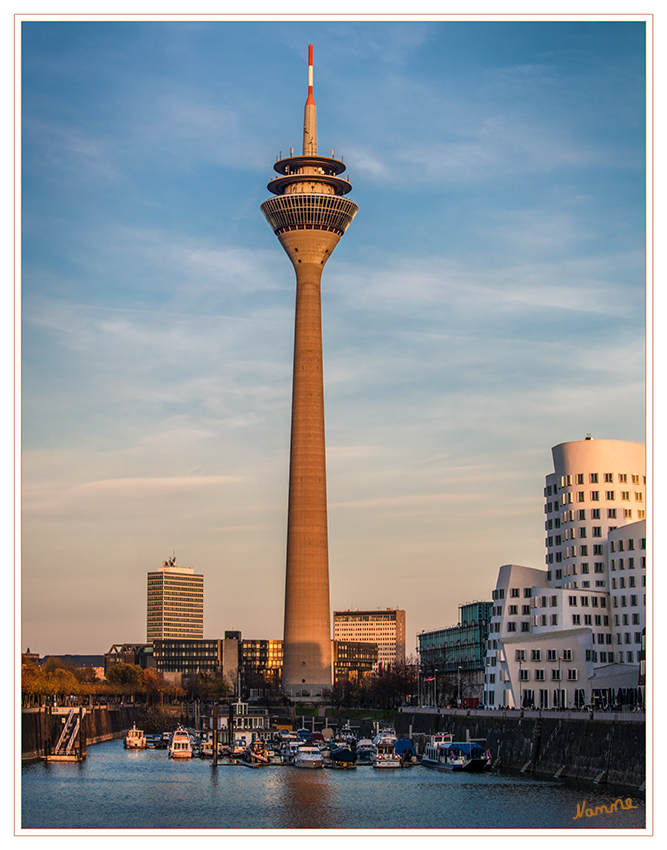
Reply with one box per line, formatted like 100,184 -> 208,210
396,709 -> 645,789
22,706 -> 140,762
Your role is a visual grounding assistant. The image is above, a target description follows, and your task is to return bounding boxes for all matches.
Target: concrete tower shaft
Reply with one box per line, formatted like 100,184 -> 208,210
260,46 -> 357,699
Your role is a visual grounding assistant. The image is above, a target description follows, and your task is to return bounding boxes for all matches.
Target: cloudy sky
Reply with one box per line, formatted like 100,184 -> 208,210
20,18 -> 647,656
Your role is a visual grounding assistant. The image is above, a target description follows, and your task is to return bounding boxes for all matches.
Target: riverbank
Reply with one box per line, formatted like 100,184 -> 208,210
396,708 -> 645,789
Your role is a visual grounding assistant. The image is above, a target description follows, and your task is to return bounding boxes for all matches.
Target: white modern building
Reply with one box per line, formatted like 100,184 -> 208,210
484,438 -> 646,710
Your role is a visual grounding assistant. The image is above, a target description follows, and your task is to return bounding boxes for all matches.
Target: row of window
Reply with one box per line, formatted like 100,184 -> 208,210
547,472 -> 644,492
546,491 -> 643,511
571,614 -> 609,626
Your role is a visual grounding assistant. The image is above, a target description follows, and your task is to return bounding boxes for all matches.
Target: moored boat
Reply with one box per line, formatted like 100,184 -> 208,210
124,724 -> 147,750
355,738 -> 374,765
293,744 -> 324,769
168,726 -> 193,759
372,740 -> 401,769
421,734 -> 489,772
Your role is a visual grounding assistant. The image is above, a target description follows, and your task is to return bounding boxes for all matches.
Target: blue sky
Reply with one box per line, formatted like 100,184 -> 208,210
20,19 -> 647,656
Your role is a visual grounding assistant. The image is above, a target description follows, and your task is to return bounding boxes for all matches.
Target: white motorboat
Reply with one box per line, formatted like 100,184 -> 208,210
372,739 -> 401,769
168,726 -> 193,759
293,745 -> 324,768
124,724 -> 147,750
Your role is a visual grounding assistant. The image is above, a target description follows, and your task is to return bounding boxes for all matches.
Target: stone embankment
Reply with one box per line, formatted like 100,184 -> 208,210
396,708 -> 645,790
22,705 -> 140,762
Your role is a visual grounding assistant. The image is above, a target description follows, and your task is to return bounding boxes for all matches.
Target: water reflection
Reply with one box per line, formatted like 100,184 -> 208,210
22,740 -> 645,832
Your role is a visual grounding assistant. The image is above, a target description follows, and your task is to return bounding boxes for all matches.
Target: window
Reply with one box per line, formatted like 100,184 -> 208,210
577,491 -> 585,502
520,669 -> 530,681
605,473 -> 613,483
632,613 -> 640,624
624,509 -> 633,519
531,649 -> 541,661
619,474 -> 627,483
581,563 -> 589,574
591,491 -> 599,501
568,669 -> 578,681
568,596 -> 577,607
606,491 -> 615,501
507,622 -> 516,632
551,614 -> 558,626
508,605 -> 518,615
579,527 -> 587,538
578,509 -> 586,520
584,614 -> 592,625
510,588 -> 520,598
591,596 -> 598,607
634,632 -> 642,644
632,474 -> 640,484
562,649 -> 572,660
515,649 -> 526,661
594,614 -> 602,626
547,649 -> 557,661
534,669 -> 545,681
635,492 -> 643,502
631,595 -> 638,606
581,596 -> 589,607
628,539 -> 635,551
551,670 -> 561,681
572,614 -> 581,625
550,596 -> 558,607
594,562 -> 604,573
590,473 -> 598,483
621,491 -> 630,501
594,545 -> 603,555
522,605 -> 531,615
593,527 -> 602,537
607,509 -> 616,518
521,621 -> 530,632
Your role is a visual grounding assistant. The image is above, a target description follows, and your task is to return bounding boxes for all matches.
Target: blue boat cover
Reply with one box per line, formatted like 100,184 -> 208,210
394,738 -> 416,756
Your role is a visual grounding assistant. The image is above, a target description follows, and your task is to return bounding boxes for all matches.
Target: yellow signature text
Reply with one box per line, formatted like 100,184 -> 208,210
573,798 -> 638,820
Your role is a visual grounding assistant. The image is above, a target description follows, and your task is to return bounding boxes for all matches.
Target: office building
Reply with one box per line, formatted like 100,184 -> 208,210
146,555 -> 204,641
418,601 -> 492,706
333,609 -> 406,670
483,438 -> 646,709
261,46 -> 358,699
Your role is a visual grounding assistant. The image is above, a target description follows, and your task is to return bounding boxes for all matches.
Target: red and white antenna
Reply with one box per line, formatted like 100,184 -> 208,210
306,44 -> 315,105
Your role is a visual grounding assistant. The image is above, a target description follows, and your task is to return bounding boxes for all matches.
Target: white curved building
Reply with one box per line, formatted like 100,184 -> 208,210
544,438 -> 645,592
483,437 -> 646,710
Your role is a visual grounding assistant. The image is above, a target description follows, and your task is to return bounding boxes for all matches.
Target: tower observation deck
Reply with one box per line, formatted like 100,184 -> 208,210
261,46 -> 358,700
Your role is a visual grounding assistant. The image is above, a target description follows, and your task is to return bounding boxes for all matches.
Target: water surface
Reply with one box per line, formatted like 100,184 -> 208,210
22,739 -> 645,831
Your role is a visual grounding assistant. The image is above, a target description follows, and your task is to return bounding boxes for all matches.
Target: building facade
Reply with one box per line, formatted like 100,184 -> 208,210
146,555 -> 204,641
152,637 -> 238,690
333,609 -> 406,670
483,439 -> 646,710
418,601 -> 492,706
544,438 -> 645,591
332,640 -> 379,683
261,47 -> 358,700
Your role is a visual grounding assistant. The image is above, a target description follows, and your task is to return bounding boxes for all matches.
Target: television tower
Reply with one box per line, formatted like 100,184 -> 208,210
261,46 -> 358,699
